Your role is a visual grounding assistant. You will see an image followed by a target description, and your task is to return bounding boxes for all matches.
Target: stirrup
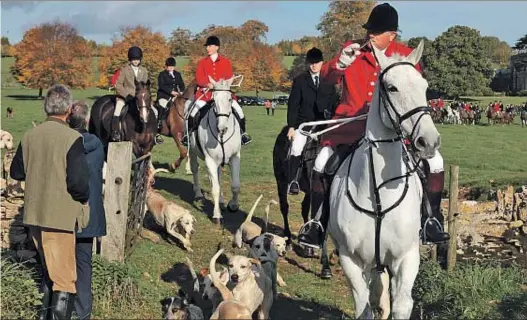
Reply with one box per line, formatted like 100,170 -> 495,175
298,219 -> 325,249
420,216 -> 446,244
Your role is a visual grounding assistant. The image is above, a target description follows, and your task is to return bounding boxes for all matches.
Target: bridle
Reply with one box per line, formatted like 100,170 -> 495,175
211,88 -> 233,120
344,59 -> 435,273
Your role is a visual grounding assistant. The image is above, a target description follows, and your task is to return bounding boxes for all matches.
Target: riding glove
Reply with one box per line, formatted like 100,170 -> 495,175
337,43 -> 361,70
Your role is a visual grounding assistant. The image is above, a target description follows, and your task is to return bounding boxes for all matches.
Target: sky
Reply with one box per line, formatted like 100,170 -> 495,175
1,1 -> 526,47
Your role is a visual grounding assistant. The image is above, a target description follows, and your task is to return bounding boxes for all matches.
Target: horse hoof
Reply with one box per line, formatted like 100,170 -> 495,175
304,246 -> 315,258
185,170 -> 193,175
320,268 -> 332,280
220,203 -> 227,212
194,196 -> 204,203
227,201 -> 239,212
212,218 -> 222,225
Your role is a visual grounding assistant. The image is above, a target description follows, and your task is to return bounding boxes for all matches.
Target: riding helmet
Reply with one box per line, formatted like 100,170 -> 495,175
306,47 -> 324,64
204,35 -> 220,47
165,57 -> 176,66
128,46 -> 143,61
362,3 -> 398,34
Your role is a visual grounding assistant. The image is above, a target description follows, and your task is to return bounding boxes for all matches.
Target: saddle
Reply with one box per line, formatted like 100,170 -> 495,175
324,142 -> 361,177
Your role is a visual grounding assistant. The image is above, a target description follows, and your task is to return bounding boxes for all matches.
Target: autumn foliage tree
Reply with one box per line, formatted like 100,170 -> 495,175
12,21 -> 92,97
183,20 -> 287,96
97,25 -> 170,89
317,0 -> 376,56
1,37 -> 15,57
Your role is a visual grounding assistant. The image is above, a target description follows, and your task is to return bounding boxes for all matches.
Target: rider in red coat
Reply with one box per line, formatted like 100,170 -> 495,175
183,36 -> 252,146
437,98 -> 444,109
297,2 -> 450,249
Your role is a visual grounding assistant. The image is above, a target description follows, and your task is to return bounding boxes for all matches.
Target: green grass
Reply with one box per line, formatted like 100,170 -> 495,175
461,95 -> 527,105
2,55 -> 527,318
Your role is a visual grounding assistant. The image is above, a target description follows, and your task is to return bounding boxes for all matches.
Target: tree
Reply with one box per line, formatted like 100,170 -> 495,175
182,21 -> 288,93
316,0 -> 376,56
169,28 -> 192,56
423,26 -> 494,98
97,25 -> 170,89
481,36 -> 511,68
1,36 -> 15,57
1,37 -> 10,46
407,37 -> 436,77
12,21 -> 92,97
513,34 -> 527,50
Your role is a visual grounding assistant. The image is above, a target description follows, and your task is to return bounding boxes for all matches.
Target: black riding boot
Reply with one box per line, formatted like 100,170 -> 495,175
182,115 -> 194,147
232,112 -> 252,145
38,270 -> 53,320
298,171 -> 329,249
422,170 -> 450,244
50,291 -> 75,320
287,155 -> 302,195
155,107 -> 166,144
110,116 -> 121,142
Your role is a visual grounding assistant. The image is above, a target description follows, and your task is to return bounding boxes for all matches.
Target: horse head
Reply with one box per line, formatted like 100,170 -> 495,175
134,79 -> 152,124
209,75 -> 235,136
372,40 -> 440,160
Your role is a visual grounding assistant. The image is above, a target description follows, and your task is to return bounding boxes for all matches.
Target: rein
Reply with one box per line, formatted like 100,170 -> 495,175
345,59 -> 432,273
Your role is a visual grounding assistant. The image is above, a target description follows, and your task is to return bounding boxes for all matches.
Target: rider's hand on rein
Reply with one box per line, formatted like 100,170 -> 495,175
337,43 -> 362,70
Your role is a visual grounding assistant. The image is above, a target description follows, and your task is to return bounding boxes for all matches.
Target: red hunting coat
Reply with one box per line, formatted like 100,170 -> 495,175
437,98 -> 444,108
319,41 -> 422,148
194,54 -> 233,101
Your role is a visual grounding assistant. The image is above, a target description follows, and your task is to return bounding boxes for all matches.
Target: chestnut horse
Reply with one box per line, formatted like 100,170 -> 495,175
158,81 -> 197,173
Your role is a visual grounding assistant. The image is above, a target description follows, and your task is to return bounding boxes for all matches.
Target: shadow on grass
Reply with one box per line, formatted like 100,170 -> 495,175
496,291 -> 527,319
5,94 -> 42,101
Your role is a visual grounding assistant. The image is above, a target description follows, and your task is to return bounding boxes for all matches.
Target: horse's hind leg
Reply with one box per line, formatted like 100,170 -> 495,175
185,157 -> 192,175
339,252 -> 374,319
390,246 -> 420,319
227,153 -> 240,212
190,149 -> 203,201
320,232 -> 332,280
276,179 -> 292,249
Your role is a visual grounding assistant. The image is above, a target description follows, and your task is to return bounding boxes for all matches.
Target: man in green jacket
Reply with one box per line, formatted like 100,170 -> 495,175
10,84 -> 90,320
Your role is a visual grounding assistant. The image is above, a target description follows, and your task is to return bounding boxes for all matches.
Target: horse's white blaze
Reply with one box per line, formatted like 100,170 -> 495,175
190,76 -> 242,219
329,41 -> 440,319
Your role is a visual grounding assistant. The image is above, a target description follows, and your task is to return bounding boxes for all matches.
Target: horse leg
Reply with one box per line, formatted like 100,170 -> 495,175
185,156 -> 192,175
217,166 -> 225,211
277,179 -> 292,250
227,153 -> 240,212
390,246 -> 420,319
190,150 -> 203,200
320,232 -> 332,280
339,252 -> 374,319
171,137 -> 187,172
205,156 -> 222,223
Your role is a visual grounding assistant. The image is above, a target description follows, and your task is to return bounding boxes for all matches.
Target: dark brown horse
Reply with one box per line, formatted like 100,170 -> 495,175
158,81 -> 197,172
273,126 -> 332,279
89,80 -> 157,158
459,108 -> 474,125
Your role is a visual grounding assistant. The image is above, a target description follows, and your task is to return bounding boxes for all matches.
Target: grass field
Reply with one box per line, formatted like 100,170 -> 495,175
2,56 -> 527,318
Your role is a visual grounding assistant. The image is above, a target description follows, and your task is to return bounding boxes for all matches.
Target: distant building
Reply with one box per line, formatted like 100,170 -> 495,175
510,49 -> 527,91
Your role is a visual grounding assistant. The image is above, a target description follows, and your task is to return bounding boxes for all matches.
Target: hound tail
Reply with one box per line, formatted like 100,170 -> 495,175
263,199 -> 278,233
185,257 -> 200,293
210,248 -> 234,301
244,194 -> 263,224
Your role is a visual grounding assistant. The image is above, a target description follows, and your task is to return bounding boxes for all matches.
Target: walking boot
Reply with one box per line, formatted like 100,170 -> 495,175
110,116 -> 121,142
298,171 -> 329,249
50,291 -> 75,320
287,155 -> 302,195
154,107 -> 166,145
182,115 -> 194,147
421,170 -> 450,244
38,270 -> 52,320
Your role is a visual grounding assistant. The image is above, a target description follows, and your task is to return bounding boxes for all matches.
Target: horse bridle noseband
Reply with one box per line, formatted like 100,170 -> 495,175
345,59 -> 434,273
211,88 -> 233,119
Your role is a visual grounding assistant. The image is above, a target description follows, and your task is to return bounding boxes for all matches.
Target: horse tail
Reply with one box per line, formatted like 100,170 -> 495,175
245,194 -> 263,224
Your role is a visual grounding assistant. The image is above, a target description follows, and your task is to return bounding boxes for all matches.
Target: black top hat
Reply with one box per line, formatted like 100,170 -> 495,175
306,47 -> 324,64
165,57 -> 176,66
362,3 -> 398,33
204,36 -> 220,47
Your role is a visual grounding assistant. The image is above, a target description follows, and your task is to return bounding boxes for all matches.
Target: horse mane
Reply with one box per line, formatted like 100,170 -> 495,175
182,80 -> 197,100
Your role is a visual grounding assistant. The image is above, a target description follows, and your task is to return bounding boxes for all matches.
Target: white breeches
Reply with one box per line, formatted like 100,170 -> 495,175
158,98 -> 169,108
314,146 -> 334,173
313,146 -> 444,174
185,99 -> 245,119
290,130 -> 308,157
426,150 -> 444,173
114,97 -> 125,116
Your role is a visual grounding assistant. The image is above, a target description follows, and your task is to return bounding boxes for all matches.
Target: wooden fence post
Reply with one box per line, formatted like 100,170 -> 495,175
100,142 -> 133,263
447,165 -> 459,272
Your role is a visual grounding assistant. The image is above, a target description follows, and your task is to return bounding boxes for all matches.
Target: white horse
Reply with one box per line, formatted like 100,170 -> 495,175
328,41 -> 441,319
189,76 -> 242,223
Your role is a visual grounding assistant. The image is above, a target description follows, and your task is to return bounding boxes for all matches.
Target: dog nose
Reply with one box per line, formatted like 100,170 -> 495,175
231,274 -> 239,282
191,230 -> 195,235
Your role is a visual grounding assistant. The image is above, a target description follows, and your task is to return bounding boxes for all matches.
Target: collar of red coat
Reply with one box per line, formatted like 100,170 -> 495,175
204,54 -> 227,62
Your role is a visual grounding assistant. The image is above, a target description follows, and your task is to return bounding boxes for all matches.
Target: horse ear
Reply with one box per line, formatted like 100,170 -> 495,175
208,75 -> 216,86
407,40 -> 424,67
372,45 -> 390,71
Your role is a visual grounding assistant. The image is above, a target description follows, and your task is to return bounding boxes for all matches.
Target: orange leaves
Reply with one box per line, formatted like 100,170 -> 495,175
183,21 -> 287,94
97,25 -> 170,89
12,21 -> 92,90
